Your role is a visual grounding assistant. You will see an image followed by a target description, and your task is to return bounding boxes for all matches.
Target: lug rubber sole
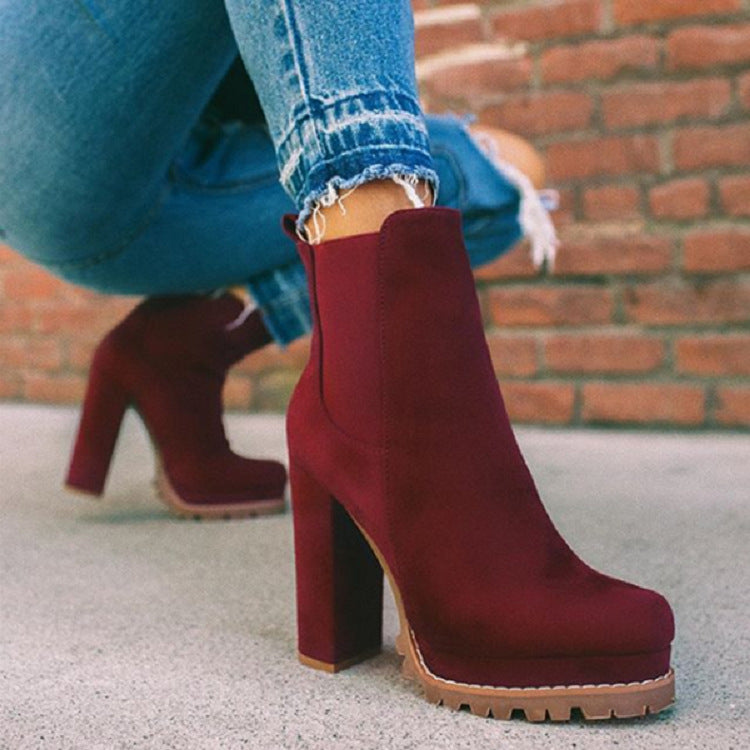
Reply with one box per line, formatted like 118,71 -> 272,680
153,463 -> 286,520
65,459 -> 286,521
396,629 -> 674,721
300,520 -> 676,721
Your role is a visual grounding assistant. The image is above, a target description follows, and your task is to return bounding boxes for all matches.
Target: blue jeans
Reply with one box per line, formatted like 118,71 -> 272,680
0,0 -> 534,345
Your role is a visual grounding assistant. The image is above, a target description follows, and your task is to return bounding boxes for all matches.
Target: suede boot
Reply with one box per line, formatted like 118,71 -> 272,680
285,207 -> 674,720
66,293 -> 287,519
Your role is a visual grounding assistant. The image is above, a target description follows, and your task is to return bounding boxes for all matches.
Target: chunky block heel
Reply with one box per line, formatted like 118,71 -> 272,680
66,364 -> 129,496
290,460 -> 383,672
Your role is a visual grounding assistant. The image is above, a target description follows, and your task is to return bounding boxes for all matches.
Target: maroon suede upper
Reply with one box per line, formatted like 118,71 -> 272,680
286,208 -> 674,688
70,294 -> 285,502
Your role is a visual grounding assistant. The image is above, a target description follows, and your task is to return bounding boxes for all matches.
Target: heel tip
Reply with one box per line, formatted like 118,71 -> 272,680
64,482 -> 103,499
298,648 -> 381,673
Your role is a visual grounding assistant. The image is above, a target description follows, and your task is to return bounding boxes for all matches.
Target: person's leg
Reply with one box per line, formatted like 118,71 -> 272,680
0,0 -> 551,340
223,0 -> 438,242
0,0 -> 290,516
0,0 -> 544,516
0,0 -> 239,270
1,0 -> 432,285
244,111 -> 547,345
224,0 -> 675,719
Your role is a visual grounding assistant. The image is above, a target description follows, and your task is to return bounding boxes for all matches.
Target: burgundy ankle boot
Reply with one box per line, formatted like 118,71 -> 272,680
66,293 -> 287,519
285,208 -> 674,720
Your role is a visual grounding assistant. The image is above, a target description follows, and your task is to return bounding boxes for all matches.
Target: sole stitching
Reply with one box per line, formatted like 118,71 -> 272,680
410,629 -> 672,693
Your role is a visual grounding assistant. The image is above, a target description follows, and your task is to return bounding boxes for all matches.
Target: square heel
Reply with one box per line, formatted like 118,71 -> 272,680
290,460 -> 383,671
65,366 -> 129,496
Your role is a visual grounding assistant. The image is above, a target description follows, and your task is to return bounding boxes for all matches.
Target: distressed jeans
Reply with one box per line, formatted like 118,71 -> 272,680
0,0 -> 550,345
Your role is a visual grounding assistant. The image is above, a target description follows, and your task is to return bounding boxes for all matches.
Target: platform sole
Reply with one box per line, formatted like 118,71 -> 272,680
301,520 -> 675,721
396,628 -> 674,720
65,463 -> 286,521
153,463 -> 286,520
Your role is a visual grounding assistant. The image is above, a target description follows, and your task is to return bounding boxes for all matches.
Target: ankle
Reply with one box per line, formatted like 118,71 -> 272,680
229,285 -> 251,303
304,177 -> 434,243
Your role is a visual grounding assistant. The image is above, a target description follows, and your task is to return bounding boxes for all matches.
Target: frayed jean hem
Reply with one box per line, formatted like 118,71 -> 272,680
294,161 -> 439,239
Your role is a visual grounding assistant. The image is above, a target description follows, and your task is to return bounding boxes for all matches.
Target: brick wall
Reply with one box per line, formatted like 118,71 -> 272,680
1,0 -> 749,428
415,0 -> 750,428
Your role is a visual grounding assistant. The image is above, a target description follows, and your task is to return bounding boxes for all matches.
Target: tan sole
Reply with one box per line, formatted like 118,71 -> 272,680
65,403 -> 286,519
64,468 -> 286,520
396,629 -> 674,721
299,648 -> 382,674
154,463 -> 286,520
302,521 -> 676,722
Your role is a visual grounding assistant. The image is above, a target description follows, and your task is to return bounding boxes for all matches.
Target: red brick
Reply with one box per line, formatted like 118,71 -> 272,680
57,285 -> 124,308
615,0 -> 741,26
545,334 -> 664,373
602,79 -> 731,129
715,387 -> 750,426
491,0 -> 602,42
482,91 -> 593,136
674,124 -> 750,170
719,176 -> 750,216
582,184 -> 641,221
541,36 -> 659,84
23,373 -> 86,403
649,179 -> 709,220
486,334 -> 538,376
67,339 -> 98,371
0,303 -> 34,334
488,287 -> 614,327
33,302 -> 133,336
547,135 -> 659,182
667,23 -> 750,70
740,72 -> 750,110
0,244 -> 20,265
582,383 -> 705,425
233,337 -> 310,375
500,382 -> 575,424
421,56 -> 532,100
415,16 -> 483,58
474,245 -> 539,281
676,335 -> 750,376
625,280 -> 750,325
253,370 -> 301,412
0,336 -> 63,371
223,375 -> 253,410
683,230 -> 750,272
555,234 -> 672,275
2,267 -> 63,301
548,188 -> 577,229
0,374 -> 21,398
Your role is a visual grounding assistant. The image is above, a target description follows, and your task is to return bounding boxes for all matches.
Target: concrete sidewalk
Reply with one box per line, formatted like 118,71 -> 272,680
1,403 -> 748,749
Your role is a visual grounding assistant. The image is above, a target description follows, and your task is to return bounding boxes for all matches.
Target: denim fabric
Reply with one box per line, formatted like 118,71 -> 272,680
0,0 -> 526,345
224,0 -> 438,231
247,112 -> 523,343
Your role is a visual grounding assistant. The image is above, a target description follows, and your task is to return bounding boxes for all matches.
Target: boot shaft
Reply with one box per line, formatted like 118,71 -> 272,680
107,293 -> 266,374
290,208 -> 505,448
